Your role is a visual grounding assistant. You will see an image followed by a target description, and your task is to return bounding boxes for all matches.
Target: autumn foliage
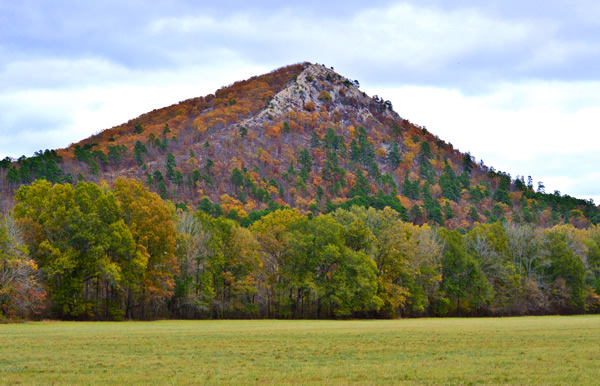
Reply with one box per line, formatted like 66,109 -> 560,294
1,62 -> 599,319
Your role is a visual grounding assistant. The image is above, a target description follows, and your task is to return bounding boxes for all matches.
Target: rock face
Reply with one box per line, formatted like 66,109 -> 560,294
248,63 -> 398,129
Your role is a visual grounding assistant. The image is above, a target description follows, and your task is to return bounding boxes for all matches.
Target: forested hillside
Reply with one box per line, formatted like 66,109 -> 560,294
1,62 -> 599,320
1,62 -> 597,228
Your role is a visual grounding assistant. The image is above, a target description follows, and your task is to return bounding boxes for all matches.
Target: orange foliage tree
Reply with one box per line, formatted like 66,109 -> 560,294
113,178 -> 178,318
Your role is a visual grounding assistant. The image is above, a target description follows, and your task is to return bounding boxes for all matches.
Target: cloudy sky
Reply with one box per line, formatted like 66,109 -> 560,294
1,1 -> 599,203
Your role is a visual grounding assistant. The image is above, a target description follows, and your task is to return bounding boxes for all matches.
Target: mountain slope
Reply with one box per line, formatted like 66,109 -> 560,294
1,62 -> 598,229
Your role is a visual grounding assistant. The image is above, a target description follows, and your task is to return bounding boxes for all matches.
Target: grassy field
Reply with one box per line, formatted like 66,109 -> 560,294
1,316 -> 599,384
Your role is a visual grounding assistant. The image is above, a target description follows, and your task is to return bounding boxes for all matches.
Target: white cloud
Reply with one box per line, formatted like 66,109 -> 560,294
0,57 -> 130,90
138,2 -> 600,92
352,4 -> 532,67
145,4 -> 535,78
521,39 -> 599,71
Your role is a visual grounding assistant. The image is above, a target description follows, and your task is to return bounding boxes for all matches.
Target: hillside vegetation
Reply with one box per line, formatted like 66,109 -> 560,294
1,63 -> 597,228
1,63 -> 599,320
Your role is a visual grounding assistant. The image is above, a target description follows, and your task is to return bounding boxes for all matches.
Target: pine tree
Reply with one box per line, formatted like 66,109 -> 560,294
387,142 -> 401,167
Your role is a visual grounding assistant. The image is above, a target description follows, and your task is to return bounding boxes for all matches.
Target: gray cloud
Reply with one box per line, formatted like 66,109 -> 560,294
4,1 -> 599,88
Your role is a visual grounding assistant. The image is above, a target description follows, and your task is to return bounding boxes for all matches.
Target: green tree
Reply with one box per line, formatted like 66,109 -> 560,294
349,169 -> 369,198
493,187 -> 512,207
310,131 -> 320,149
323,128 -> 344,154
459,171 -> 470,190
174,171 -> 184,186
544,231 -> 586,311
231,168 -> 244,189
160,138 -> 169,151
204,158 -> 214,174
438,229 -> 492,315
422,184 -> 443,225
108,145 -> 127,164
286,214 -> 382,318
173,212 -> 211,316
180,213 -> 260,318
402,173 -> 419,200
298,149 -> 312,173
134,124 -> 144,134
443,202 -> 455,220
113,178 -> 178,319
134,141 -> 148,166
387,142 -> 402,167
158,181 -> 168,199
165,153 -> 176,181
419,141 -> 432,161
410,204 -> 423,223
153,170 -> 164,184
467,206 -> 480,223
465,223 -> 517,311
0,156 -> 11,170
350,139 -> 361,162
585,226 -> 600,293
250,209 -> 305,317
331,206 -> 442,317
463,154 -> 473,174
7,166 -> 20,185
14,180 -> 140,319
439,161 -> 460,202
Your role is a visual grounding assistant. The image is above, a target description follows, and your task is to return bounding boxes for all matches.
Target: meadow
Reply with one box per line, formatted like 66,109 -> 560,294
1,316 -> 599,384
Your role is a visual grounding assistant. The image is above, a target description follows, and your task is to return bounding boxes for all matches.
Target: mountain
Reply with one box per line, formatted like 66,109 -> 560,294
1,62 -> 598,229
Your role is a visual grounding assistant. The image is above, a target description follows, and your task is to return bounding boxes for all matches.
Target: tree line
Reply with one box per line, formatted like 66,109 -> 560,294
2,178 -> 599,321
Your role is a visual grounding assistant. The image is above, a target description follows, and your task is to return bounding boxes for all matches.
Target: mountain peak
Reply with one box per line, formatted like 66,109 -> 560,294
256,63 -> 399,124
2,62 -> 598,229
